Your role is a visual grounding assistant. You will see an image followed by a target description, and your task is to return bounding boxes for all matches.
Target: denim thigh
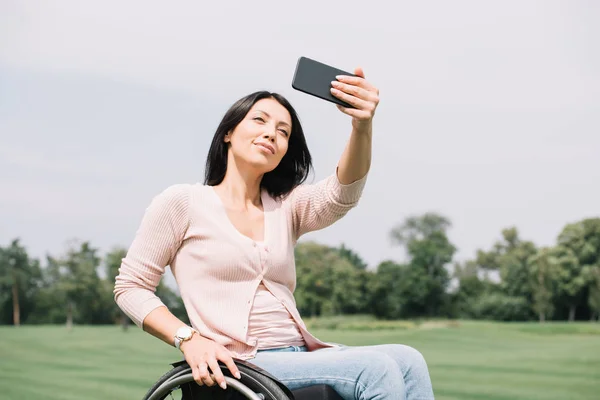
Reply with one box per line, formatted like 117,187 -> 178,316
250,345 -> 406,400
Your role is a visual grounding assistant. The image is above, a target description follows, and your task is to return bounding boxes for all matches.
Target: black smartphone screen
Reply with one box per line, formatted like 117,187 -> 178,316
291,57 -> 356,108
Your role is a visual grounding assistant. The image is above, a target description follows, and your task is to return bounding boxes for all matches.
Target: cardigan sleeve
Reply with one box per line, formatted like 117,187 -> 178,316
113,184 -> 190,328
288,169 -> 368,240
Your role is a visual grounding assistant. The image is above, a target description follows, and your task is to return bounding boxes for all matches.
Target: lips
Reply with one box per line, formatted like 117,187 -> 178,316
254,142 -> 275,154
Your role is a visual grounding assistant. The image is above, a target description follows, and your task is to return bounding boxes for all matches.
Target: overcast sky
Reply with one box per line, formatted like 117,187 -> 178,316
1,1 -> 598,284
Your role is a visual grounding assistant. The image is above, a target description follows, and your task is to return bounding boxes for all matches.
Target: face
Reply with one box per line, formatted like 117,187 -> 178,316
224,98 -> 292,173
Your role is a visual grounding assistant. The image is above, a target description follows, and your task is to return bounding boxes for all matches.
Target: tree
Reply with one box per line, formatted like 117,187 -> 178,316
484,228 -> 537,299
557,218 -> 600,321
472,228 -> 537,301
294,241 -> 366,317
390,213 -> 451,246
338,243 -> 368,270
389,213 -> 456,317
462,228 -> 538,321
528,247 -> 558,322
50,240 -> 104,329
368,260 -> 408,319
474,246 -> 503,277
0,239 -> 41,326
104,247 -> 130,330
336,243 -> 371,314
451,260 -> 488,318
552,245 -> 583,322
584,265 -> 600,321
501,242 -> 538,300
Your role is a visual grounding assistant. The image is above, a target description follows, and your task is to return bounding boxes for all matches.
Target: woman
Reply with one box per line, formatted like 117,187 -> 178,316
114,67 -> 434,399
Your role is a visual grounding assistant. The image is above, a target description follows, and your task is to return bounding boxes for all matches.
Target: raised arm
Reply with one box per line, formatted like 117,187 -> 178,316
332,66 -> 379,185
289,171 -> 367,239
289,67 -> 379,239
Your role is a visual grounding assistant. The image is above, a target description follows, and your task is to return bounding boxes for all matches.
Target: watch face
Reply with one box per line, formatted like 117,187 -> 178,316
177,326 -> 192,339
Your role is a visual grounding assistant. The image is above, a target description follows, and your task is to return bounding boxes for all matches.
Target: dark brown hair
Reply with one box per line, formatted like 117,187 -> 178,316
204,91 -> 312,198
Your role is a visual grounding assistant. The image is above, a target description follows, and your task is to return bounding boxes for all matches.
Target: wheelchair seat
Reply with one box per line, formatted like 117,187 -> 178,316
292,384 -> 343,400
143,358 -> 343,400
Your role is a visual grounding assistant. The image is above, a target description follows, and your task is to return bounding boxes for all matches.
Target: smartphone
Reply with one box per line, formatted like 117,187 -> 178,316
291,57 -> 356,108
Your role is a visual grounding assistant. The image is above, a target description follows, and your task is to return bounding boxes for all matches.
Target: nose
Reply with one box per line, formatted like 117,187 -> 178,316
263,130 -> 276,142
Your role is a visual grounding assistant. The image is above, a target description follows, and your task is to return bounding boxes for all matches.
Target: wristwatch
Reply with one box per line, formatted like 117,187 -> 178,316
174,326 -> 197,350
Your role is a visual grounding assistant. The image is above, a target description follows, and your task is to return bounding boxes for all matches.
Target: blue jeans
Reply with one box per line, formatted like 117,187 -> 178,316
252,343 -> 434,400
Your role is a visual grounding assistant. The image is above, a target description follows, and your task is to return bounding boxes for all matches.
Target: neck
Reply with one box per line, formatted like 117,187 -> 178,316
215,154 -> 263,209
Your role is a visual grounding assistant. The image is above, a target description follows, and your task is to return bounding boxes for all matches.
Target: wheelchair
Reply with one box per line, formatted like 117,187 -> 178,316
143,358 -> 343,400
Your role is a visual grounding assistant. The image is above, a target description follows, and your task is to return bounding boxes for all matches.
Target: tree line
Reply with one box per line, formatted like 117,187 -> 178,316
1,214 -> 599,327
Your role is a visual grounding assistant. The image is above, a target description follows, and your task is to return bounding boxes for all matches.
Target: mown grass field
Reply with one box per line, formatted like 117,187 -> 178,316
1,319 -> 599,399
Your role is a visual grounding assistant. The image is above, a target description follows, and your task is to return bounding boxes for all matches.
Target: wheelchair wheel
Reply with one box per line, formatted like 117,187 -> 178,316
143,360 -> 292,400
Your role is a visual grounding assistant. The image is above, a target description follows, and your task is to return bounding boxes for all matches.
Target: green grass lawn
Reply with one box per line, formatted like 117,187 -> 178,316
1,320 -> 599,399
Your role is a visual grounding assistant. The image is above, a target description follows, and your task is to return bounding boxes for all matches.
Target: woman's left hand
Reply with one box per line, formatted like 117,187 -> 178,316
330,67 -> 380,132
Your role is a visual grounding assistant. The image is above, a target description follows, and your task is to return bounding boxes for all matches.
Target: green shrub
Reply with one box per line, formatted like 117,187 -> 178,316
470,293 -> 533,321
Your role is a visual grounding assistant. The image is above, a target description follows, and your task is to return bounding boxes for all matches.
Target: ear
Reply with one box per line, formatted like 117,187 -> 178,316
224,131 -> 232,143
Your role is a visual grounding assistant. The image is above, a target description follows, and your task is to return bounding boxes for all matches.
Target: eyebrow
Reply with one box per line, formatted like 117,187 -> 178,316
255,110 -> 291,128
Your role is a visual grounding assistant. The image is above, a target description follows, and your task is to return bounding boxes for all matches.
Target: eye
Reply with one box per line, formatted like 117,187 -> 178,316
253,117 -> 265,123
278,129 -> 289,137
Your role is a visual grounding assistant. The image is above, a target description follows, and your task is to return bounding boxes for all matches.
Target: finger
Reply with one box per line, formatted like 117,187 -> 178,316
198,362 -> 215,386
208,358 -> 227,390
353,66 -> 365,78
221,354 -> 241,380
192,364 -> 204,386
336,74 -> 378,94
336,104 -> 372,119
330,87 -> 371,110
331,81 -> 374,102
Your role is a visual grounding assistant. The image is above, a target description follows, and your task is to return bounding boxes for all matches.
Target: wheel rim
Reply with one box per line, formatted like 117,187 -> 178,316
147,373 -> 264,400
